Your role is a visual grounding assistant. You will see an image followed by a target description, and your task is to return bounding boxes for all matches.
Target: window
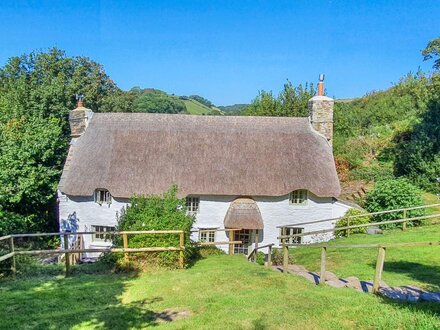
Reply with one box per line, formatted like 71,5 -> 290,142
199,229 -> 216,243
282,227 -> 304,244
289,189 -> 308,205
186,197 -> 200,214
92,225 -> 115,242
234,229 -> 251,254
94,189 -> 111,205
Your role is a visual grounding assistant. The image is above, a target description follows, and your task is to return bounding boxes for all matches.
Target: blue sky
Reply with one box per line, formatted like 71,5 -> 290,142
0,0 -> 439,105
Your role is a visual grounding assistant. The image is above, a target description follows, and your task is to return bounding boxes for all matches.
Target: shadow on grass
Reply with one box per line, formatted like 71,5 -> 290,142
384,261 -> 440,291
0,261 -> 190,329
378,296 -> 440,318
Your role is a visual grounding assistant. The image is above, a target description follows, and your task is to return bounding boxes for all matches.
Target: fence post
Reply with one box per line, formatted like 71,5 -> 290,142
179,231 -> 185,269
347,218 -> 351,238
373,246 -> 386,293
123,233 -> 129,270
9,236 -> 16,274
228,230 -> 234,255
266,244 -> 272,268
402,209 -> 407,231
320,246 -> 327,285
63,234 -> 70,277
253,229 -> 259,263
282,227 -> 289,273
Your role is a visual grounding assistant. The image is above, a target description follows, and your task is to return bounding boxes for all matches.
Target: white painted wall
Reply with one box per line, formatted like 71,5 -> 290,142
58,191 -> 351,256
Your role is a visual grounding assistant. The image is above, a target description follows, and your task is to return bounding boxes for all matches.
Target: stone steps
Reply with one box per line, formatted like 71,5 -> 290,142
271,264 -> 440,303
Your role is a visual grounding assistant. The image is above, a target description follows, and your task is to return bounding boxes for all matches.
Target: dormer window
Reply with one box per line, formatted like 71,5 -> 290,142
186,196 -> 200,214
94,189 -> 111,205
289,189 -> 308,205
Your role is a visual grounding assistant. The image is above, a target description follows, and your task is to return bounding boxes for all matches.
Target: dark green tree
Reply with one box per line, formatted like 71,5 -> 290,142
0,48 -> 131,234
422,37 -> 440,70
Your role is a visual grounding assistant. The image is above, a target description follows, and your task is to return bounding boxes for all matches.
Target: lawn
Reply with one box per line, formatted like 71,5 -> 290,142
291,223 -> 440,291
0,255 -> 439,329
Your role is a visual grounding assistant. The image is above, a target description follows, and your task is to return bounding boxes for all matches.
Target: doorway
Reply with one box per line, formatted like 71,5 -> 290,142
234,229 -> 251,254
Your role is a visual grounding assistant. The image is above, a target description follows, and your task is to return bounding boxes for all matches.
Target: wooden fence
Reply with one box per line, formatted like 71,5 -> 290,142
276,203 -> 440,293
0,229 -> 243,277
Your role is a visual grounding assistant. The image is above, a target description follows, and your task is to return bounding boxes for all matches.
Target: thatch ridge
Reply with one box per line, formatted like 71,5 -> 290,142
59,113 -> 340,198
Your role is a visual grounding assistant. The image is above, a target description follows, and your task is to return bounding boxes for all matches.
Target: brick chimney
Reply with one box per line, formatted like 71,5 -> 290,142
69,94 -> 93,139
308,74 -> 334,145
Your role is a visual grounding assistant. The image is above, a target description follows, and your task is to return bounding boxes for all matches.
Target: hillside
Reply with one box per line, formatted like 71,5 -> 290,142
333,72 -> 440,193
182,98 -> 223,115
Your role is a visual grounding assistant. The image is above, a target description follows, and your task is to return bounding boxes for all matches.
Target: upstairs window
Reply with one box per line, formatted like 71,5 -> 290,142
289,189 -> 308,205
94,189 -> 111,205
92,225 -> 115,242
199,229 -> 216,243
282,227 -> 304,244
186,197 -> 200,214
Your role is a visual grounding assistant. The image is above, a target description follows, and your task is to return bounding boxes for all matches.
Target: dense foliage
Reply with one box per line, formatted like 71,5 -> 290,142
116,186 -> 195,268
218,103 -> 248,115
422,36 -> 440,70
0,48 -> 130,235
334,72 -> 440,191
365,178 -> 425,228
243,80 -> 315,117
335,209 -> 370,237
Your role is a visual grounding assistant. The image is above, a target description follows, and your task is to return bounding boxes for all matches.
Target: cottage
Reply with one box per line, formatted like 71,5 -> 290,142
58,78 -> 350,255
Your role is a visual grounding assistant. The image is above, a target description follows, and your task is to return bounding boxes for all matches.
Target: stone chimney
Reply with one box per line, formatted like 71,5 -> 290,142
69,94 -> 93,139
308,74 -> 334,145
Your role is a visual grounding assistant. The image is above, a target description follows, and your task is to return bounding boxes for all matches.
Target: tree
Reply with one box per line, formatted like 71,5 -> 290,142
0,48 -> 130,234
422,37 -> 440,70
243,80 -> 315,117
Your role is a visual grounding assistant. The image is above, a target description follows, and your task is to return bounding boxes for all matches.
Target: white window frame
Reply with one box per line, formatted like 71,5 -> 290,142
94,189 -> 112,205
199,229 -> 216,243
186,196 -> 200,214
289,189 -> 308,206
91,225 -> 115,242
282,227 -> 304,244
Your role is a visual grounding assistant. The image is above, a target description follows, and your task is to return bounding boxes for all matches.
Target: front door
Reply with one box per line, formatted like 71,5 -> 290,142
234,229 -> 251,254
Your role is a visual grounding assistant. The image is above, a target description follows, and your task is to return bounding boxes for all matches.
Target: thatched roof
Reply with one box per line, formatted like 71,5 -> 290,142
59,113 -> 340,198
224,198 -> 264,230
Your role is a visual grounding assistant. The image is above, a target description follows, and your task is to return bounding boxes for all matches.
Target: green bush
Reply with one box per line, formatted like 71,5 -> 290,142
365,178 -> 425,229
271,248 -> 294,266
116,186 -> 195,269
256,251 -> 265,266
335,209 -> 370,237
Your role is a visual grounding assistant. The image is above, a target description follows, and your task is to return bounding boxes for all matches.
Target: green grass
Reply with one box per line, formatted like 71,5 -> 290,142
292,224 -> 440,291
0,255 -> 439,329
183,99 -> 222,115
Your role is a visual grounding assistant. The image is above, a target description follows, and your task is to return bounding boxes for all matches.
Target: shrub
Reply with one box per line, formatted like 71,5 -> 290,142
271,248 -> 294,266
256,251 -> 265,266
115,185 -> 195,269
335,209 -> 370,237
365,178 -> 425,229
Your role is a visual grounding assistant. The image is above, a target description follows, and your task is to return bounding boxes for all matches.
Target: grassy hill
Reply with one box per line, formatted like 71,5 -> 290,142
182,99 -> 223,115
1,253 -> 439,329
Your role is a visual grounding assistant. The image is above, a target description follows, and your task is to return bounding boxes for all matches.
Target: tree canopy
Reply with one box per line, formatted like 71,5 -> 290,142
422,36 -> 440,70
243,80 -> 315,117
0,48 -> 129,234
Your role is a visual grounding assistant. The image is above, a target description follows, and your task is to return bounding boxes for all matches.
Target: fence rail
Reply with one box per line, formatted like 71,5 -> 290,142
278,203 -> 440,229
288,241 -> 440,293
0,228 -> 244,276
247,243 -> 274,267
276,203 -> 440,294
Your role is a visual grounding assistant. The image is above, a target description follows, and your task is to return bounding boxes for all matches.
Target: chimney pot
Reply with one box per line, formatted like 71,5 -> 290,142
317,74 -> 324,96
